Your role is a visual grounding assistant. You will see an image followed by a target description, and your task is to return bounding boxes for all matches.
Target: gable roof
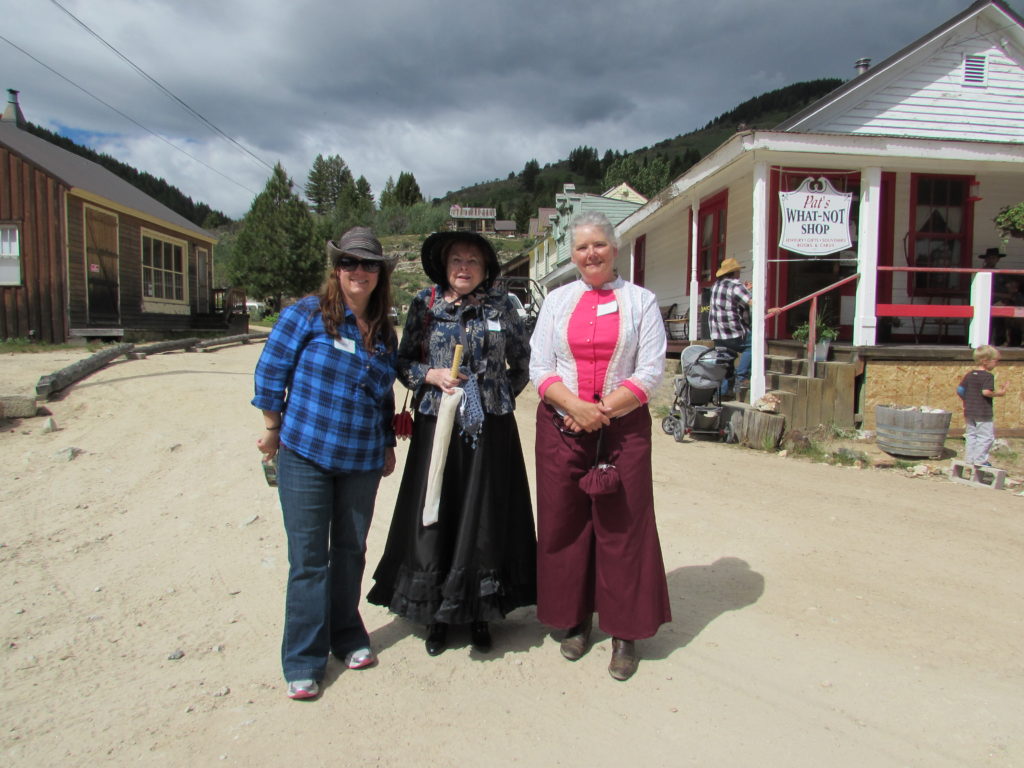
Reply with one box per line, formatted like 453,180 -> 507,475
777,0 -> 1024,139
0,121 -> 215,242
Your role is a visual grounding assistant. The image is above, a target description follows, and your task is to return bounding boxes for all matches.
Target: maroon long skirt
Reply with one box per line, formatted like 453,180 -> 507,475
535,403 -> 671,641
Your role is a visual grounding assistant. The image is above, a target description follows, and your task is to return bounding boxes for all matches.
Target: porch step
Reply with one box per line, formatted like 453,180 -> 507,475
765,355 -> 810,376
766,360 -> 856,432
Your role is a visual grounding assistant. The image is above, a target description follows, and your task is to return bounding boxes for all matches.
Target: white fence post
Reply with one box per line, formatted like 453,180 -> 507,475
969,271 -> 992,348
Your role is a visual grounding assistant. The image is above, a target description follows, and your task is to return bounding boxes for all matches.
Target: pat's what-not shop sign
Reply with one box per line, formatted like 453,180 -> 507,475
778,177 -> 853,256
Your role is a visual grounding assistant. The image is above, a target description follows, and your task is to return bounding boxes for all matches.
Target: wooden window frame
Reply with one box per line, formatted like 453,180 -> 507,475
633,234 -> 646,287
0,223 -> 21,286
141,229 -> 188,306
695,190 -> 728,290
907,174 -> 974,298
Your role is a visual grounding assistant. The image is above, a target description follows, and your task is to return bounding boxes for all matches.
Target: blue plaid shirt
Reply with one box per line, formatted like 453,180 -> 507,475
252,295 -> 397,473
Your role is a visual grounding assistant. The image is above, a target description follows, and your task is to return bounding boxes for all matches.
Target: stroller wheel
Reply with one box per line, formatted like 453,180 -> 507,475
661,416 -> 678,436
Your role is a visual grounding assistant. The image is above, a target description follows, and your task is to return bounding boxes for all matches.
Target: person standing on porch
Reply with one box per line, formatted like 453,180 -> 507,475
709,257 -> 752,395
958,345 -> 1007,467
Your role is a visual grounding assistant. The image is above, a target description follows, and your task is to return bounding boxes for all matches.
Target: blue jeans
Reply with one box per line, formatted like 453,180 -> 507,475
714,334 -> 751,394
277,445 -> 381,682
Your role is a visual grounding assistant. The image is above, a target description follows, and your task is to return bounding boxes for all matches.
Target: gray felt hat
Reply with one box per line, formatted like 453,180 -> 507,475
326,227 -> 398,272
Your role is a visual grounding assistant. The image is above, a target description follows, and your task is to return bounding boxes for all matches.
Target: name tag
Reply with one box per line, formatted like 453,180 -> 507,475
596,301 -> 618,317
487,318 -> 502,332
334,337 -> 357,354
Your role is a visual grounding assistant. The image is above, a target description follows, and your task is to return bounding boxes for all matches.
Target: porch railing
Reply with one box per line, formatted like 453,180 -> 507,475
876,266 -> 1024,346
768,273 -> 860,377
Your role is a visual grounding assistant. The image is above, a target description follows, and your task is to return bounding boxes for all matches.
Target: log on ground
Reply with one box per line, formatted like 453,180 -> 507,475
36,343 -> 135,399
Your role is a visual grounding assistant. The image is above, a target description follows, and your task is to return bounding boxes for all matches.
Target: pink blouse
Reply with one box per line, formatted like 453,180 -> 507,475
537,287 -> 647,405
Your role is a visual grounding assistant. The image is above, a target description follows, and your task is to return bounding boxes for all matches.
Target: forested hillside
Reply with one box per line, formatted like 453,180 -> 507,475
24,122 -> 231,229
439,78 -> 843,229
26,77 -> 840,240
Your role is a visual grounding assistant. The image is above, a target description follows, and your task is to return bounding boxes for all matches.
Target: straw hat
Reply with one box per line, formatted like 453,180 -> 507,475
715,257 -> 742,278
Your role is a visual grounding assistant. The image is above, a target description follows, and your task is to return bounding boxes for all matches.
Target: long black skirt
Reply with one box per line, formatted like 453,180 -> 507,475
367,411 -> 537,625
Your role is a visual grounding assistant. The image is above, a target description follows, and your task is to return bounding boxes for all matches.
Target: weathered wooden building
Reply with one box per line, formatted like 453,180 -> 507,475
0,90 -> 219,343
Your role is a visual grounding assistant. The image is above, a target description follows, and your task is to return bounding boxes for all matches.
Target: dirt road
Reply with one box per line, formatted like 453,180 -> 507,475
1,344 -> 1021,767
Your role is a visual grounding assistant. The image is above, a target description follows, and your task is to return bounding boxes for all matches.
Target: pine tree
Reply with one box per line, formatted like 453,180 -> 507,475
521,159 -> 540,193
305,154 -> 354,215
394,171 -> 424,206
230,164 -> 324,306
379,176 -> 397,209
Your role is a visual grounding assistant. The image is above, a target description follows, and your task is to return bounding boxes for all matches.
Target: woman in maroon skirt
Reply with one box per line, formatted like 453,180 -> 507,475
529,211 -> 671,681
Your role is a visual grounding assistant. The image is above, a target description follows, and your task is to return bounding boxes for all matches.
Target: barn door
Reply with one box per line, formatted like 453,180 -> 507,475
85,208 -> 120,324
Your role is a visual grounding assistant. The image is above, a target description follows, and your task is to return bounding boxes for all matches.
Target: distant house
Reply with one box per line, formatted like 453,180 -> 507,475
494,219 -> 518,238
448,204 -> 496,233
601,182 -> 647,205
0,90 -> 221,343
531,184 -> 645,291
528,207 -> 557,238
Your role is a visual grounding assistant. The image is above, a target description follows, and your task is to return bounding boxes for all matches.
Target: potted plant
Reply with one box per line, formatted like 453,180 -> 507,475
792,315 -> 838,361
994,202 -> 1024,242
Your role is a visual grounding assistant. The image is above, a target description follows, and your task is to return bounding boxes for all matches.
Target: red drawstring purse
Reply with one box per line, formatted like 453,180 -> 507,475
391,286 -> 438,440
393,388 -> 413,439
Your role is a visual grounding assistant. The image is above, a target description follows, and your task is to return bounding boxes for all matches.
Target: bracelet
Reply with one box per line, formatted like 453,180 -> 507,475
265,425 -> 281,431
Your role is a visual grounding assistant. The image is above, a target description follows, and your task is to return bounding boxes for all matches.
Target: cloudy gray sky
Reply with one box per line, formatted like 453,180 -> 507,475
0,0 -> 987,219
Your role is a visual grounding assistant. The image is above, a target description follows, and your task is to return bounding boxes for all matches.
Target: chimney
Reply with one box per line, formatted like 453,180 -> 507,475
2,89 -> 26,128
854,58 -> 871,76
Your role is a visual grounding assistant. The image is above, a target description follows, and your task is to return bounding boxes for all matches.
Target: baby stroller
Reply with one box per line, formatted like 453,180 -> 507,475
661,345 -> 737,442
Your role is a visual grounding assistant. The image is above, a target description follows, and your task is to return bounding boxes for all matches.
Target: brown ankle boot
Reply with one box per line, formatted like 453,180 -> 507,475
559,616 -> 592,661
608,638 -> 638,681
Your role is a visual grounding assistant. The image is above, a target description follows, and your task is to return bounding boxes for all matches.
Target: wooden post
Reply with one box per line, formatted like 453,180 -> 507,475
722,402 -> 786,450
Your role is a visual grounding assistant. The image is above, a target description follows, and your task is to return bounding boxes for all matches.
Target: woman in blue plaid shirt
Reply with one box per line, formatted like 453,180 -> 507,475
253,227 -> 398,700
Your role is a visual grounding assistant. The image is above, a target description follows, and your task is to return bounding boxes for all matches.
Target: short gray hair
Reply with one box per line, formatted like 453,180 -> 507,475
569,211 -> 619,250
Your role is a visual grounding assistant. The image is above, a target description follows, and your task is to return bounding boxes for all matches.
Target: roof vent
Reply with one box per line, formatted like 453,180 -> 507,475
854,58 -> 871,75
963,54 -> 987,86
1,89 -> 27,128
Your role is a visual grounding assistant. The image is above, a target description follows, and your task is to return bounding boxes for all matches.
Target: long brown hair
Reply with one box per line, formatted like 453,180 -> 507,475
318,266 -> 395,353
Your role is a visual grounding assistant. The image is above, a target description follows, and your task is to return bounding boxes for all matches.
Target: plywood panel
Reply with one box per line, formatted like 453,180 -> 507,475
862,359 -> 1024,432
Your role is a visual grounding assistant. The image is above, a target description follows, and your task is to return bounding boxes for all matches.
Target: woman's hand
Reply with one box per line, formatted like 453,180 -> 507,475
564,399 -> 611,433
257,429 -> 280,458
383,447 -> 397,477
425,367 -> 468,395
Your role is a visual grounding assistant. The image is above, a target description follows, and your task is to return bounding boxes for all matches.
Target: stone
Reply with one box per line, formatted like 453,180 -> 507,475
0,396 -> 37,419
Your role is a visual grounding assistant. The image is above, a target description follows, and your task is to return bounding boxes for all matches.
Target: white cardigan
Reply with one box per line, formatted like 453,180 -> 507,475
529,276 -> 666,403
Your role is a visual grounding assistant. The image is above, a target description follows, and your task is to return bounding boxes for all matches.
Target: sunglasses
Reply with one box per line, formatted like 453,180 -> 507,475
337,257 -> 382,273
547,405 -> 583,438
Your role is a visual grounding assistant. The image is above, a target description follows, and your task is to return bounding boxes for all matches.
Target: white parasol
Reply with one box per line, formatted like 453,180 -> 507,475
421,344 -> 463,526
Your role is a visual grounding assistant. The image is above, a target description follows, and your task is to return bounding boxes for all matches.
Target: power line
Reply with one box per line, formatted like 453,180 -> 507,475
0,33 -> 259,196
48,0 -> 275,174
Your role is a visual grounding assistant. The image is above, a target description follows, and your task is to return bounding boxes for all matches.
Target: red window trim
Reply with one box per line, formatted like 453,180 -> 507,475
907,173 -> 975,298
633,234 -> 646,286
695,189 -> 728,290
